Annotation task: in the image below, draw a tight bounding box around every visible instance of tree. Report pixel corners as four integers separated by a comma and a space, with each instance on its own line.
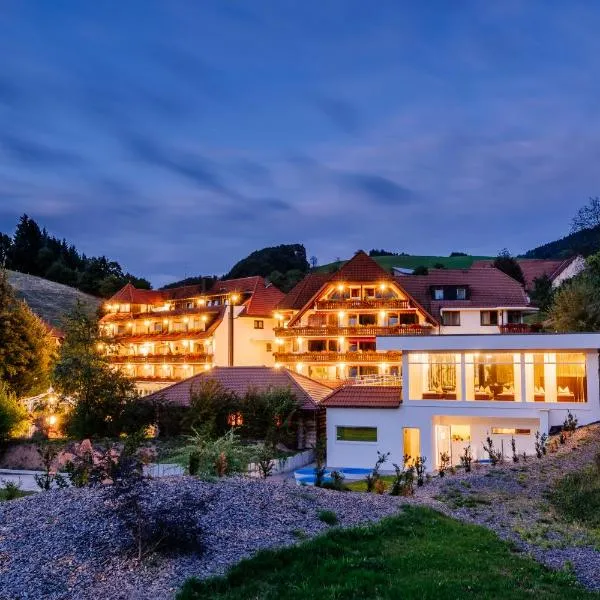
0, 380, 28, 441
0, 233, 11, 266
226, 244, 309, 279
412, 266, 429, 276
493, 249, 525, 285
572, 196, 600, 233
548, 275, 600, 332
54, 303, 153, 438
529, 274, 554, 313
0, 270, 55, 397
9, 214, 43, 275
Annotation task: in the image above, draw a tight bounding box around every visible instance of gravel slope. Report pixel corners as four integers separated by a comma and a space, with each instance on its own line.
0, 477, 402, 600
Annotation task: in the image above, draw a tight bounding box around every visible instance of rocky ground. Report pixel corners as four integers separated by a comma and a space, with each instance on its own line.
406, 423, 600, 590
0, 476, 402, 600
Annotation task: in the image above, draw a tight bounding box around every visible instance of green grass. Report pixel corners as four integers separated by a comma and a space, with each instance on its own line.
550, 463, 600, 528
317, 510, 338, 526
177, 506, 598, 600
317, 254, 492, 274
345, 475, 396, 492
0, 488, 33, 501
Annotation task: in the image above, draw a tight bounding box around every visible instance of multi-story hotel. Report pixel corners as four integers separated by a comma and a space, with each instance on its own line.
273, 251, 538, 384
99, 276, 283, 394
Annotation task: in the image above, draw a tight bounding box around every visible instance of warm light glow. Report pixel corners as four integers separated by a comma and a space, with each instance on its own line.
230, 293, 240, 304
204, 364, 211, 371
201, 315, 208, 322
380, 363, 388, 370
126, 363, 133, 370
296, 362, 303, 372
275, 338, 284, 345
144, 364, 151, 370
274, 312, 283, 320
274, 362, 282, 369
163, 318, 169, 324
379, 283, 387, 290
337, 283, 345, 291
338, 311, 345, 319
96, 343, 104, 351
47, 415, 57, 426
297, 337, 303, 343
183, 317, 189, 323
338, 336, 345, 344
182, 340, 189, 347
183, 364, 190, 370
144, 320, 150, 327
127, 322, 133, 328
338, 362, 346, 369
379, 310, 386, 318
162, 364, 169, 370
198, 298, 206, 306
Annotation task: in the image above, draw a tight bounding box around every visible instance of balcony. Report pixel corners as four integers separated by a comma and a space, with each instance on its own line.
499, 324, 540, 334
110, 353, 211, 364
315, 299, 410, 310
102, 306, 221, 322
274, 324, 432, 338
109, 327, 211, 340
274, 350, 402, 363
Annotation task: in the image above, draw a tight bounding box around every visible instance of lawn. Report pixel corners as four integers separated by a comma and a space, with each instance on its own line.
317, 254, 491, 273
177, 506, 598, 600
345, 475, 396, 492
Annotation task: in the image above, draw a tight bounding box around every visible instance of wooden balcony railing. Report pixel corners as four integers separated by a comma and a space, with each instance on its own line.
110, 353, 211, 364
102, 306, 221, 322
274, 324, 432, 338
274, 350, 402, 363
108, 327, 210, 339
315, 299, 410, 310
499, 324, 538, 334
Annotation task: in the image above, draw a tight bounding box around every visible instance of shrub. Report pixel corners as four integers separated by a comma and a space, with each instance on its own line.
482, 437, 503, 466
414, 456, 427, 486
535, 431, 548, 459
438, 452, 450, 477
0, 380, 28, 442
34, 443, 68, 491
256, 444, 275, 479
317, 510, 338, 526
390, 458, 414, 496
460, 446, 472, 473
188, 450, 200, 476
511, 437, 519, 463
550, 465, 600, 528
563, 411, 578, 434
321, 470, 348, 492
187, 429, 259, 478
314, 437, 326, 488
365, 451, 390, 493
1, 479, 22, 500
374, 478, 386, 495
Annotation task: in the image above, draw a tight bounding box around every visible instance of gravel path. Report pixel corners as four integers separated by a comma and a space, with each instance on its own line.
0, 476, 402, 600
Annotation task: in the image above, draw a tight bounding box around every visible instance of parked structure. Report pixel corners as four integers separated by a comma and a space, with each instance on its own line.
323, 333, 600, 471
144, 366, 333, 448
99, 277, 284, 394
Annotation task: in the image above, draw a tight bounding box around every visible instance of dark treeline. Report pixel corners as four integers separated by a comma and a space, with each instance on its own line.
0, 214, 151, 298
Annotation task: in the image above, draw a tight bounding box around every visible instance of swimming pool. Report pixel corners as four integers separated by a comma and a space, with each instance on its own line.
294, 466, 372, 486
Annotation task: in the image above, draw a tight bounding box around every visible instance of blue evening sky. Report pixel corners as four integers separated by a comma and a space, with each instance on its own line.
1, 1, 599, 286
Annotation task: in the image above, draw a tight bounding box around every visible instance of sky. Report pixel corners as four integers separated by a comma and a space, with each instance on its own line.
1, 1, 600, 287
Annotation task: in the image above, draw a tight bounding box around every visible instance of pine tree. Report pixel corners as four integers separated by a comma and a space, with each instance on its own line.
493, 249, 525, 285
0, 270, 55, 397
9, 214, 43, 275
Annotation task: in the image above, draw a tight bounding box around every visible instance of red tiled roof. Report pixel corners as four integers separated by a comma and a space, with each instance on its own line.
398, 268, 531, 320
243, 280, 285, 317
210, 276, 263, 295
472, 258, 579, 290
330, 250, 393, 282
144, 366, 334, 410
277, 273, 331, 310
322, 385, 402, 408
109, 283, 167, 305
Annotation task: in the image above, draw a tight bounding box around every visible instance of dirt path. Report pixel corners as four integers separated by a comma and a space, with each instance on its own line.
404, 423, 600, 590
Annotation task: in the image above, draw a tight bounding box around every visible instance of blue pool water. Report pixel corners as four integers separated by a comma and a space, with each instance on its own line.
294, 467, 372, 486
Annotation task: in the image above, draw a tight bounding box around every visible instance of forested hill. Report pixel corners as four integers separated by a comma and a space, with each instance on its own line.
7, 270, 101, 328
1, 214, 151, 298
524, 225, 600, 259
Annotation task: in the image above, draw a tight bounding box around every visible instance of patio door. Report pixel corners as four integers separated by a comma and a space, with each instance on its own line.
435, 425, 451, 467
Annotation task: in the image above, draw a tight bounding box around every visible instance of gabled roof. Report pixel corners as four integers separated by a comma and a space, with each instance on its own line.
398, 268, 532, 319
277, 273, 331, 310
471, 257, 581, 290
210, 276, 264, 295
321, 385, 402, 408
144, 366, 334, 410
242, 280, 285, 317
330, 250, 393, 282
108, 283, 167, 305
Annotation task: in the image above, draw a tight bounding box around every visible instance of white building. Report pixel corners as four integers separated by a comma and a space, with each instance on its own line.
323, 333, 600, 471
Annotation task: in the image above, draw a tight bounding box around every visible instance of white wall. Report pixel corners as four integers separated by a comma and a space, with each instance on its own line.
553, 256, 585, 288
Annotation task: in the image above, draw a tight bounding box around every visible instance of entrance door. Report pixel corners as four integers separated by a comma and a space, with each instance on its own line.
435, 425, 451, 467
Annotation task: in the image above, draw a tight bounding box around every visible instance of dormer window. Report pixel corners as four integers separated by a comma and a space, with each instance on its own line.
456, 287, 467, 300
433, 288, 444, 300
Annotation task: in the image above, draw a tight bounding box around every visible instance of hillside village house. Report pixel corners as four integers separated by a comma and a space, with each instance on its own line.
273, 251, 539, 384
323, 333, 600, 471
99, 277, 283, 394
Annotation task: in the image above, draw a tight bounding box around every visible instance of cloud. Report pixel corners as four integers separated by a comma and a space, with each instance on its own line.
0, 134, 84, 168
340, 173, 416, 205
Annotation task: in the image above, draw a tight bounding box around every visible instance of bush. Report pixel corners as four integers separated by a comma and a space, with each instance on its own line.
414, 456, 427, 486
186, 429, 259, 478
390, 457, 414, 496
182, 379, 238, 438
1, 480, 22, 500
460, 446, 473, 472
321, 470, 348, 492
365, 451, 390, 493
482, 437, 503, 466
317, 510, 338, 526
256, 444, 275, 479
438, 452, 450, 477
34, 443, 68, 491
0, 380, 28, 442
550, 465, 600, 528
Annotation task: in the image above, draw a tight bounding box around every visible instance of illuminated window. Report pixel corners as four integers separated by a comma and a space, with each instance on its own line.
433, 288, 444, 300
227, 412, 243, 426
480, 311, 498, 326
336, 426, 377, 442
467, 353, 520, 401
442, 311, 460, 326
408, 353, 461, 400
254, 320, 264, 329
491, 428, 531, 435
266, 342, 272, 352
403, 428, 420, 463
556, 353, 587, 403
